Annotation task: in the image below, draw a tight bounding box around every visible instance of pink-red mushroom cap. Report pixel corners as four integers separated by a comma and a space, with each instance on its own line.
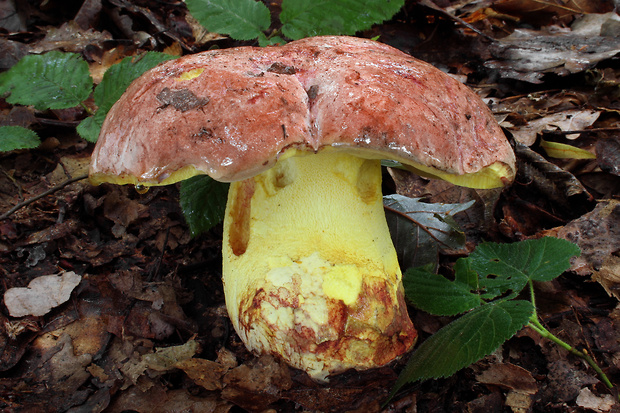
90, 36, 515, 189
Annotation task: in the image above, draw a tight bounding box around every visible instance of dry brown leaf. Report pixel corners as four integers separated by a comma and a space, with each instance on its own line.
591, 255, 620, 300
596, 136, 620, 176
486, 13, 620, 83
575, 387, 617, 412
47, 154, 92, 186
106, 384, 233, 413
30, 21, 112, 53
477, 364, 537, 413
505, 391, 535, 413
387, 167, 504, 243
175, 347, 237, 390
489, 0, 613, 25
175, 358, 227, 390
540, 359, 599, 403
509, 109, 601, 146
476, 363, 538, 394
142, 339, 200, 372
512, 143, 593, 223
222, 355, 292, 411
32, 332, 92, 384
88, 47, 133, 84
184, 13, 228, 46
103, 188, 148, 231
544, 199, 620, 298
118, 339, 200, 389
21, 332, 93, 410
4, 271, 81, 317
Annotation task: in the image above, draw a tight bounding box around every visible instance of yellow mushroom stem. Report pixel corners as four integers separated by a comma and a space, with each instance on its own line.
222, 150, 417, 381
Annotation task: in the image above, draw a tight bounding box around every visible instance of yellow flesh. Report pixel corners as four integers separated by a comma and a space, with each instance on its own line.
222, 151, 415, 381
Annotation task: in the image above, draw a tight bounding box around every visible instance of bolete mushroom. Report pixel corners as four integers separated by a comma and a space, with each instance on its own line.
90, 36, 516, 381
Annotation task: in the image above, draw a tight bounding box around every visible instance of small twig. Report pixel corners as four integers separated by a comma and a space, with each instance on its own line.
36, 118, 81, 128
418, 0, 496, 42
1, 166, 24, 201
148, 226, 171, 282
0, 173, 89, 220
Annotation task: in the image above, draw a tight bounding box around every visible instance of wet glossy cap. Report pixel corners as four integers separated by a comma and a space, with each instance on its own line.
90, 36, 515, 189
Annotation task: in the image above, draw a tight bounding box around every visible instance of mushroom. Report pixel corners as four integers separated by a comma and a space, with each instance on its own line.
90, 36, 516, 381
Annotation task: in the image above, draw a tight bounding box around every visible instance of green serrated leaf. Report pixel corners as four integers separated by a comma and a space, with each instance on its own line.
0, 126, 41, 152
454, 257, 479, 290
179, 175, 229, 236
76, 114, 103, 143
471, 237, 581, 299
392, 299, 534, 394
403, 266, 482, 316
90, 52, 175, 140
384, 194, 474, 270
0, 51, 92, 110
186, 0, 271, 41
280, 0, 405, 39
258, 33, 286, 46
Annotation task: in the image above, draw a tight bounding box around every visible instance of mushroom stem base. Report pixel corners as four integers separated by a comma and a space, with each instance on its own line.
222, 150, 416, 381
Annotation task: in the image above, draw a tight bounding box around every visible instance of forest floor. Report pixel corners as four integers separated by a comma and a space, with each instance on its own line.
0, 0, 619, 412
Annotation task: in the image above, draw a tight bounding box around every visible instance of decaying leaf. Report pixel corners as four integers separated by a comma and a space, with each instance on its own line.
185, 13, 228, 46
384, 194, 473, 270
46, 154, 91, 186
540, 359, 600, 403
30, 21, 112, 53
503, 141, 597, 236
175, 358, 228, 391
18, 332, 93, 411
388, 167, 505, 243
545, 199, 620, 299
487, 13, 620, 83
515, 142, 593, 214
596, 136, 620, 176
222, 354, 292, 412
576, 387, 616, 412
119, 339, 200, 389
508, 109, 601, 146
142, 339, 200, 372
476, 363, 538, 413
487, 0, 612, 25
106, 383, 233, 413
4, 271, 82, 317
103, 189, 148, 231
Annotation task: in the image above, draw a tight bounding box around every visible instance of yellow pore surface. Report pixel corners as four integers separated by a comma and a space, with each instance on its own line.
222, 150, 406, 379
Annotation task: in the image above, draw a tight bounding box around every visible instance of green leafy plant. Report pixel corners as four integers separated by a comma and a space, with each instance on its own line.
0, 51, 174, 151
0, 51, 92, 111
185, 0, 405, 45
179, 175, 230, 236
0, 125, 41, 152
390, 237, 617, 401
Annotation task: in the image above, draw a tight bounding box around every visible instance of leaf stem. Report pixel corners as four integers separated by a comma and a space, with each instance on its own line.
80, 102, 94, 116
527, 281, 617, 399
0, 174, 89, 220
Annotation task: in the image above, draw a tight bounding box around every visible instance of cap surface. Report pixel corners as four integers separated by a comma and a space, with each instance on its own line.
90, 36, 515, 187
